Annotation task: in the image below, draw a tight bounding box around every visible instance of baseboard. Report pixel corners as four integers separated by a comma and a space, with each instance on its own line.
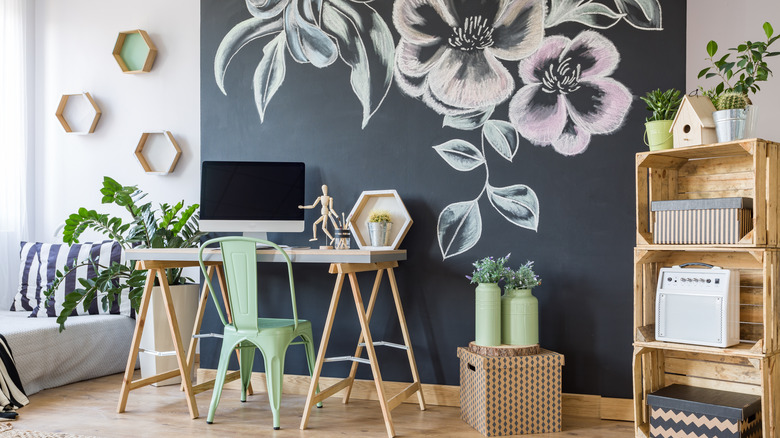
195, 369, 634, 422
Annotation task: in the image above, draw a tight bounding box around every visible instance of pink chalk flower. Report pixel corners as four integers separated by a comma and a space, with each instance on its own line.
393, 0, 545, 115
508, 31, 632, 156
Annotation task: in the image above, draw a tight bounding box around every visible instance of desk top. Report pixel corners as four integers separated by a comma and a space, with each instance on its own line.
125, 247, 407, 264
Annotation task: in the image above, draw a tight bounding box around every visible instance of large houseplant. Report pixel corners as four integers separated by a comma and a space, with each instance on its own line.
640, 88, 682, 150
697, 21, 779, 141
44, 176, 204, 331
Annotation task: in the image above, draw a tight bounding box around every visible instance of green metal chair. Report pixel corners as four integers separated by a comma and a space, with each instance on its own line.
198, 236, 318, 429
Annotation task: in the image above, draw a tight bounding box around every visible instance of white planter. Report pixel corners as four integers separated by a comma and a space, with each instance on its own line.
138, 283, 200, 386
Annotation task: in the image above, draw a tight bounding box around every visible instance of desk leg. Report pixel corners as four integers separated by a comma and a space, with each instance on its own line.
387, 267, 426, 410
157, 269, 199, 419
342, 269, 384, 404
117, 266, 156, 414
347, 272, 395, 438
300, 272, 346, 431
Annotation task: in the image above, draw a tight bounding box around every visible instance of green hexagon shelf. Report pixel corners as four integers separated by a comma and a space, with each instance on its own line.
113, 29, 157, 73
55, 92, 101, 134
347, 190, 413, 250
134, 131, 182, 175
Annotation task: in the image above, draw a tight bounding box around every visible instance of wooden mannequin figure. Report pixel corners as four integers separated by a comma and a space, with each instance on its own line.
299, 184, 340, 249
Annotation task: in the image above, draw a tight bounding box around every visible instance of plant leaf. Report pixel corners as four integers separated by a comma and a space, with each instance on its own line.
214, 16, 284, 95
707, 40, 718, 57
322, 0, 395, 129
437, 200, 482, 259
432, 140, 485, 171
483, 120, 519, 162
487, 184, 540, 231
443, 107, 494, 130
614, 0, 662, 30
253, 33, 287, 123
765, 21, 774, 39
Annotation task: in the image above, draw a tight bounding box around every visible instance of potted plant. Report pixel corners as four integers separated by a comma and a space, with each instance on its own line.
697, 21, 779, 142
639, 88, 682, 150
367, 209, 392, 246
466, 254, 510, 347
501, 261, 542, 346
45, 177, 204, 383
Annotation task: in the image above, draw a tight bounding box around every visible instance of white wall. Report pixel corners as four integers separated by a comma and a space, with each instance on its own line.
34, 0, 200, 241
687, 0, 780, 141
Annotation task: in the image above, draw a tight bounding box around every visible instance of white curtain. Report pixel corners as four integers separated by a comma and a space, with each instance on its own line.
0, 0, 33, 309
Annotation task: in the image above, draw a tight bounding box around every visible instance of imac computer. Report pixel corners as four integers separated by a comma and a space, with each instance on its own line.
199, 161, 305, 239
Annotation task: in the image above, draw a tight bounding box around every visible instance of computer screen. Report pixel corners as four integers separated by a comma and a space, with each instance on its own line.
199, 161, 305, 235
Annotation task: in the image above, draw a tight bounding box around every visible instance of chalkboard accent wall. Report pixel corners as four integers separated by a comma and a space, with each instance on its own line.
200, 0, 687, 398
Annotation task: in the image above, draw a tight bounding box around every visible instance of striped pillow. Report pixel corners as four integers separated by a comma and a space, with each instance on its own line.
30, 241, 130, 318
10, 242, 43, 312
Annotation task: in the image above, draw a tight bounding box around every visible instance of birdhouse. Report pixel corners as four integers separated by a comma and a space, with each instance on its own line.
670, 95, 718, 148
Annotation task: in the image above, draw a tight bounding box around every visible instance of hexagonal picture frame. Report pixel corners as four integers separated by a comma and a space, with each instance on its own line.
134, 131, 182, 175
113, 29, 158, 73
55, 92, 101, 134
347, 190, 412, 250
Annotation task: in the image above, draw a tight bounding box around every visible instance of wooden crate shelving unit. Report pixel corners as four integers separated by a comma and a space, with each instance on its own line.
636, 138, 780, 247
633, 139, 780, 438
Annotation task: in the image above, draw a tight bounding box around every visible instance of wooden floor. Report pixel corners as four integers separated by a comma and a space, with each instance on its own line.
12, 372, 633, 437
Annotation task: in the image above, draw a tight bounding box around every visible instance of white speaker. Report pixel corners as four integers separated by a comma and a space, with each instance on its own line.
655, 264, 740, 348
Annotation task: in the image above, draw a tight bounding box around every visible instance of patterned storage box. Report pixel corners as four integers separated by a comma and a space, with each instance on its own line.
651, 197, 752, 244
458, 347, 564, 436
647, 384, 761, 438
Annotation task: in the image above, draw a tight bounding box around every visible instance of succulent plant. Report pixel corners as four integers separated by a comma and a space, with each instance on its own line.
368, 209, 391, 223
715, 91, 751, 110
639, 88, 683, 122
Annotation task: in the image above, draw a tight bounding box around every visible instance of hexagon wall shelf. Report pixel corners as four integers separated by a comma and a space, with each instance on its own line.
55, 92, 101, 134
347, 190, 412, 250
113, 29, 157, 73
134, 131, 182, 175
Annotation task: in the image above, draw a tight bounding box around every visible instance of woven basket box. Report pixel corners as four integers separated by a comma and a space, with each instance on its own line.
651, 197, 752, 244
458, 347, 564, 437
647, 384, 761, 438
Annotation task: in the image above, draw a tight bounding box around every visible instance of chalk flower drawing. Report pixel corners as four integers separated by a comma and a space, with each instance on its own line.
545, 0, 662, 30
508, 31, 632, 156
393, 0, 545, 115
215, 0, 395, 127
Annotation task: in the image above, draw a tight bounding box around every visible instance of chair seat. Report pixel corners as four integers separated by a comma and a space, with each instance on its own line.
224, 318, 312, 337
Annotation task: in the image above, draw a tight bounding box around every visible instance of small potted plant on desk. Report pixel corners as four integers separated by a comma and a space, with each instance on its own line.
367, 209, 392, 247
640, 88, 682, 150
467, 254, 510, 347
698, 21, 779, 142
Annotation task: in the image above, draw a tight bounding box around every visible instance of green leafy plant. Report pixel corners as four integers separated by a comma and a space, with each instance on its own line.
368, 209, 391, 223
504, 261, 542, 290
45, 176, 205, 331
639, 88, 683, 122
466, 254, 510, 284
698, 21, 780, 97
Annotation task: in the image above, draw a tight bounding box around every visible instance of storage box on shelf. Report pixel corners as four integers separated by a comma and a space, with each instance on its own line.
636, 138, 780, 247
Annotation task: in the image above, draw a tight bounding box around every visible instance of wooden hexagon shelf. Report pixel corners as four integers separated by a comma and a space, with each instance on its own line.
347, 190, 412, 250
55, 92, 101, 134
113, 29, 157, 73
134, 131, 182, 175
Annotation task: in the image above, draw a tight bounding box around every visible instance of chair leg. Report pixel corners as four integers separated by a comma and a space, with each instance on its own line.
262, 351, 286, 430
302, 334, 322, 408
239, 345, 256, 403
207, 343, 234, 424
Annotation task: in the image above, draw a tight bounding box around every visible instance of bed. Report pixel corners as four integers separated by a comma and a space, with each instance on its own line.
0, 310, 135, 395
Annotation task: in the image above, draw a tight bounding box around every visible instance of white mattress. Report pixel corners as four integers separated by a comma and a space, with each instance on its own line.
0, 310, 136, 395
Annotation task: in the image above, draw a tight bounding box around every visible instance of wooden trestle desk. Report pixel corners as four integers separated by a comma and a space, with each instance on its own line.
117, 247, 426, 438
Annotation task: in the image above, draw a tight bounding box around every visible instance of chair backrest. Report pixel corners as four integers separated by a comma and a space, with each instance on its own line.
198, 237, 298, 331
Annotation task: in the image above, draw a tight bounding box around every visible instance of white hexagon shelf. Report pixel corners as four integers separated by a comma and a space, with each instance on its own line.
347, 190, 412, 250
112, 29, 158, 73
55, 92, 101, 134
134, 131, 182, 175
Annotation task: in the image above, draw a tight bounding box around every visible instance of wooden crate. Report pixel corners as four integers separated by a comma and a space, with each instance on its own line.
633, 248, 780, 356
632, 348, 780, 437
636, 139, 780, 247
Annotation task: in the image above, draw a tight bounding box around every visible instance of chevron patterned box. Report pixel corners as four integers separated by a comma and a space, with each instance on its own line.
458, 347, 563, 436
647, 384, 761, 438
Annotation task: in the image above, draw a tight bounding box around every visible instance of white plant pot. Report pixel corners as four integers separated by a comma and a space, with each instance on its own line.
138, 283, 200, 386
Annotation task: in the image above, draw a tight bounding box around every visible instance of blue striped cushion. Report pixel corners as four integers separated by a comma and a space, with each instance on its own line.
10, 242, 43, 312
29, 241, 130, 318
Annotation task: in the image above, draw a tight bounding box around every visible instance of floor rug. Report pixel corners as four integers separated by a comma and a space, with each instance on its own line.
0, 423, 96, 438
